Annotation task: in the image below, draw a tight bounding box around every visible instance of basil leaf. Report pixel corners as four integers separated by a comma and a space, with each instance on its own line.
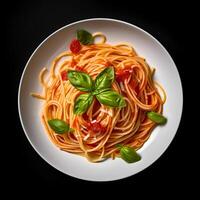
116, 144, 141, 163
48, 119, 70, 134
91, 88, 110, 96
74, 93, 94, 115
147, 111, 167, 125
68, 70, 94, 92
77, 29, 94, 45
95, 67, 115, 90
96, 90, 126, 107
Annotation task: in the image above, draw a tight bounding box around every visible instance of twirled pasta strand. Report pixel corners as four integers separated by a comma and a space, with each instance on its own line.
31, 33, 166, 162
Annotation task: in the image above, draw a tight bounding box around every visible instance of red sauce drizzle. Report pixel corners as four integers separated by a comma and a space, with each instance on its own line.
82, 113, 89, 121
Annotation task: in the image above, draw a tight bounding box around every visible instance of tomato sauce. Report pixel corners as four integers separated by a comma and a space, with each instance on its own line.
82, 114, 106, 134
88, 121, 106, 134
71, 59, 77, 67
76, 66, 86, 72
116, 68, 133, 82
82, 113, 89, 121
61, 71, 68, 81
116, 67, 139, 94
129, 78, 139, 94
105, 61, 112, 67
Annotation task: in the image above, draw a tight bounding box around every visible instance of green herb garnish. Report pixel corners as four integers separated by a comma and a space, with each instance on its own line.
95, 67, 114, 90
76, 29, 94, 45
96, 90, 126, 108
74, 93, 94, 115
147, 111, 167, 125
68, 70, 94, 92
116, 144, 141, 163
48, 119, 72, 134
67, 67, 126, 115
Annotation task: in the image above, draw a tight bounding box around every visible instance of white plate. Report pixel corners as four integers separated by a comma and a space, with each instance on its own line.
18, 18, 183, 181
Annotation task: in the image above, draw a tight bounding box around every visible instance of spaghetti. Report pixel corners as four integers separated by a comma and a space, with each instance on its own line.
31, 30, 166, 163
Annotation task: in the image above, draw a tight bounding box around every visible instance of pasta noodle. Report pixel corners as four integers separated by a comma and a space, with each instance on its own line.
31, 31, 166, 162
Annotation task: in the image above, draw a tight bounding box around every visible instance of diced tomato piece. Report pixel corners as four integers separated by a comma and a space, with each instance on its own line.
89, 121, 106, 133
61, 71, 68, 81
70, 39, 81, 54
84, 120, 106, 134
116, 68, 133, 82
91, 122, 103, 133
76, 66, 85, 72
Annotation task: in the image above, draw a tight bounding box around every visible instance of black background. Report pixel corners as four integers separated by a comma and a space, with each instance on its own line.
5, 0, 195, 195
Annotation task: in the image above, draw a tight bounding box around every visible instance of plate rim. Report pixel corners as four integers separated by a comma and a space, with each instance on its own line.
18, 18, 183, 181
